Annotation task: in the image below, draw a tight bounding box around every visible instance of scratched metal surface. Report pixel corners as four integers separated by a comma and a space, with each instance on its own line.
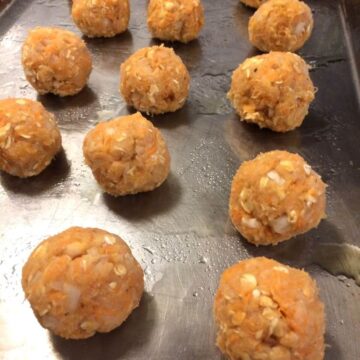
0, 0, 359, 359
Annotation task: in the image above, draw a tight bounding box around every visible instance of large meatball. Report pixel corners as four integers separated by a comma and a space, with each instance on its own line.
229, 151, 326, 246
249, 0, 313, 52
147, 0, 204, 43
22, 27, 92, 96
0, 98, 61, 177
120, 45, 190, 114
240, 0, 268, 9
228, 52, 315, 132
83, 112, 170, 196
22, 227, 144, 339
72, 0, 130, 38
214, 257, 325, 360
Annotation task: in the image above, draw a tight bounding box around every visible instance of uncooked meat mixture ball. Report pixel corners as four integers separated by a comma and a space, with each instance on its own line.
240, 0, 268, 9
72, 0, 130, 38
229, 151, 326, 246
249, 0, 313, 52
120, 45, 190, 114
0, 98, 61, 177
214, 257, 325, 360
22, 227, 144, 339
83, 112, 170, 196
228, 52, 314, 132
147, 0, 204, 43
22, 27, 92, 96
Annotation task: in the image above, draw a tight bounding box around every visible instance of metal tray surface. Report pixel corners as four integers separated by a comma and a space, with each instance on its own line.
0, 0, 359, 359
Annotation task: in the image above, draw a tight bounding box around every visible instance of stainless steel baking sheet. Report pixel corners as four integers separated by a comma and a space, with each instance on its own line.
0, 0, 359, 359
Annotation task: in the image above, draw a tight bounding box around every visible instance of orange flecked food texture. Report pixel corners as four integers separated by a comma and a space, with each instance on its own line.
83, 112, 171, 196
249, 0, 314, 52
147, 0, 204, 43
22, 27, 92, 96
0, 98, 62, 178
240, 0, 268, 9
72, 0, 130, 38
22, 227, 144, 339
229, 151, 326, 246
214, 257, 325, 360
120, 45, 190, 114
228, 52, 315, 132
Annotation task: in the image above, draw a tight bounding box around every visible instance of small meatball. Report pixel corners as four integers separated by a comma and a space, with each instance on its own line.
147, 0, 204, 43
214, 257, 325, 360
240, 0, 268, 9
83, 112, 170, 196
22, 227, 144, 339
0, 98, 61, 177
249, 0, 313, 52
120, 45, 190, 114
22, 27, 92, 96
72, 0, 130, 38
229, 151, 326, 246
228, 52, 314, 132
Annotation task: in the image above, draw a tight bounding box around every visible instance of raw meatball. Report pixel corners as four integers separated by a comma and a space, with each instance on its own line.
214, 257, 325, 360
229, 151, 326, 246
240, 0, 268, 9
0, 98, 61, 177
72, 0, 130, 38
249, 0, 313, 52
120, 45, 190, 114
83, 112, 170, 196
228, 52, 314, 132
147, 0, 204, 43
22, 27, 92, 96
22, 227, 144, 339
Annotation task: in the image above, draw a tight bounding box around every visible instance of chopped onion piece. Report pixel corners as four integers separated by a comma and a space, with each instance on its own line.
242, 217, 260, 229
271, 215, 290, 234
267, 170, 285, 185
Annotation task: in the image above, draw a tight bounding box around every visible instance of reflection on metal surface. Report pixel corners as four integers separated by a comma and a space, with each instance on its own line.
315, 243, 360, 285
0, 302, 58, 359
0, 0, 360, 359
